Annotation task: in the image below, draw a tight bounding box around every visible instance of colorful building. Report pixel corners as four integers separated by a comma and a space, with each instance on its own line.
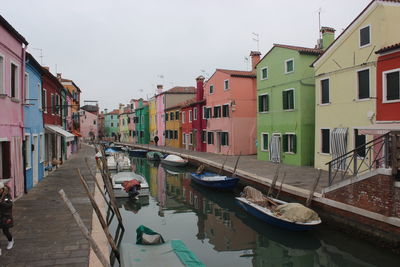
312, 0, 400, 170
104, 109, 120, 140
165, 104, 183, 148
204, 55, 258, 155
128, 99, 140, 143
193, 76, 207, 152
80, 104, 99, 141
118, 104, 130, 143
0, 15, 28, 197
181, 99, 195, 150
148, 96, 157, 144
24, 52, 45, 190
256, 41, 328, 166
155, 85, 165, 146
135, 99, 149, 144
98, 112, 105, 139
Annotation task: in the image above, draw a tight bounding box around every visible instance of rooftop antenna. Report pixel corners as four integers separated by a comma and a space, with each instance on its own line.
318, 7, 322, 39
252, 32, 259, 51
200, 69, 209, 79
244, 57, 249, 70
31, 47, 44, 65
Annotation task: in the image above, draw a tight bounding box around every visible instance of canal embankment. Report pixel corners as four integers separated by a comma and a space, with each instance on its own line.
119, 142, 400, 251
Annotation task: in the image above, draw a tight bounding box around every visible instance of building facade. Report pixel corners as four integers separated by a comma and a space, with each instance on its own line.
104, 109, 120, 140
135, 99, 149, 144
148, 97, 157, 144
165, 105, 183, 148
80, 105, 99, 141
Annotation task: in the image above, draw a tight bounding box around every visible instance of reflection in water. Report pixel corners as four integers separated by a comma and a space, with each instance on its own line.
115, 156, 400, 267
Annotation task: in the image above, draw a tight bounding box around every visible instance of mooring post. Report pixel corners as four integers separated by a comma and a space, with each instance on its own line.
306, 169, 322, 207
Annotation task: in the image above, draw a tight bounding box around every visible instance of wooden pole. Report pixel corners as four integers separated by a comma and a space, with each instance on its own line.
232, 152, 242, 177
306, 169, 322, 207
77, 169, 120, 259
219, 152, 230, 175
267, 165, 281, 197
275, 171, 286, 199
58, 189, 111, 267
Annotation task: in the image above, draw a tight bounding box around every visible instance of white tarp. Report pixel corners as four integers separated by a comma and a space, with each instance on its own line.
357, 123, 400, 135
45, 125, 75, 142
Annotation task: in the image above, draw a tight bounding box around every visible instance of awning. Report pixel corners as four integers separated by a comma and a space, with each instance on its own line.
356, 123, 400, 135
45, 125, 75, 142
72, 130, 82, 137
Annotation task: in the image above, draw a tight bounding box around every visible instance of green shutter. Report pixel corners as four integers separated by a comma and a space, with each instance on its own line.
266, 95, 269, 111
283, 134, 288, 152
292, 135, 297, 153
282, 91, 288, 110
258, 96, 262, 112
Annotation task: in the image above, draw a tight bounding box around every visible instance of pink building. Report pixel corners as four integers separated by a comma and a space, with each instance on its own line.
129, 99, 140, 143
204, 53, 259, 155
80, 105, 99, 141
155, 85, 165, 146
0, 15, 28, 197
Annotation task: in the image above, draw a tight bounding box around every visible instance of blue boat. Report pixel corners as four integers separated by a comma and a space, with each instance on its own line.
235, 197, 321, 231
190, 172, 239, 190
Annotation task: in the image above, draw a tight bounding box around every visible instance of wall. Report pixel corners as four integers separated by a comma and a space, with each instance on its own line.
80, 110, 98, 140
181, 105, 193, 150
148, 98, 157, 143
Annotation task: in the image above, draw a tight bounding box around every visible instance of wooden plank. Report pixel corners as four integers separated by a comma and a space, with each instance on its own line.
77, 169, 120, 260
58, 189, 111, 267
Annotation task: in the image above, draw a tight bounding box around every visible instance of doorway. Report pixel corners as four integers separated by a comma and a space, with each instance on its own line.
33, 135, 39, 186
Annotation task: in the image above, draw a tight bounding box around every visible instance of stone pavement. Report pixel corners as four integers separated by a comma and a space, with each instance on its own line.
0, 144, 97, 267
123, 142, 330, 193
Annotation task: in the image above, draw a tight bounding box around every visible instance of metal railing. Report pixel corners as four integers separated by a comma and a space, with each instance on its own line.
326, 132, 391, 186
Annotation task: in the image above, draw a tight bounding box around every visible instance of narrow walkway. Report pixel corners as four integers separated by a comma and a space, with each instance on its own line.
122, 142, 329, 193
0, 144, 96, 267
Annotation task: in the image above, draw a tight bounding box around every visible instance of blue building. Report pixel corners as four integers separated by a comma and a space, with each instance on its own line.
24, 52, 45, 190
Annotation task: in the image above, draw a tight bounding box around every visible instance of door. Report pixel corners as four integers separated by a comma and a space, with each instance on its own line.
216, 132, 221, 153
33, 135, 39, 186
185, 134, 189, 150
270, 134, 281, 163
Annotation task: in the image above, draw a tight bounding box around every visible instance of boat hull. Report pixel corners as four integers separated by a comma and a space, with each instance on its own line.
128, 149, 148, 157
190, 172, 239, 190
161, 159, 188, 167
235, 197, 320, 231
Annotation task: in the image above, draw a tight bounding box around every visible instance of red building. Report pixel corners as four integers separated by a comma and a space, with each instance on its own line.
193, 76, 207, 152
181, 99, 195, 150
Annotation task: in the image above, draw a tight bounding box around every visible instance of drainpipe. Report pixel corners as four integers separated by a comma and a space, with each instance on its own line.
21, 44, 27, 194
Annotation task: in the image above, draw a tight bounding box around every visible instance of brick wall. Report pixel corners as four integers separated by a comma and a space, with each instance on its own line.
325, 174, 400, 217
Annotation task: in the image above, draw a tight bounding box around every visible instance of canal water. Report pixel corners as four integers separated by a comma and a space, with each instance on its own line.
109, 155, 400, 267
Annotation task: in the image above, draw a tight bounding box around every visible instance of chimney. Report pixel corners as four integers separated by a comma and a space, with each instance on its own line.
157, 85, 163, 94
43, 66, 50, 71
320, 27, 335, 50
57, 73, 62, 79
250, 51, 261, 73
104, 108, 108, 114
196, 75, 205, 101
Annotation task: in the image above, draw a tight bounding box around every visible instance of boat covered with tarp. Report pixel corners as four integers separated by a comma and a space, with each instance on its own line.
161, 154, 188, 167
112, 172, 149, 198
190, 172, 239, 190
146, 151, 164, 161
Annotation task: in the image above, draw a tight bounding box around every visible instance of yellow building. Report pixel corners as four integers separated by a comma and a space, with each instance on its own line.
313, 0, 400, 170
148, 97, 157, 144
165, 105, 182, 148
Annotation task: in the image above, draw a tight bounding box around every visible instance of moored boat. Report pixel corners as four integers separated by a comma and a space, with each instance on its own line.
190, 172, 239, 190
160, 155, 188, 167
128, 149, 148, 157
112, 171, 149, 198
146, 151, 164, 161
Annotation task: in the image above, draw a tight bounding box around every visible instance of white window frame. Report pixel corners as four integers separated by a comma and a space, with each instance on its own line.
10, 61, 20, 99
383, 68, 400, 103
40, 133, 45, 162
209, 85, 214, 94
189, 133, 193, 145
320, 128, 331, 155
283, 88, 295, 111
283, 132, 296, 154
259, 93, 269, 113
24, 72, 29, 104
224, 80, 229, 90
359, 24, 371, 48
284, 58, 294, 74
0, 53, 4, 94
260, 67, 268, 80
182, 133, 186, 144
214, 105, 222, 118
193, 107, 197, 120
356, 67, 371, 101
189, 110, 193, 123
202, 130, 207, 143
25, 134, 31, 170
182, 111, 185, 123
261, 132, 269, 151
320, 78, 330, 105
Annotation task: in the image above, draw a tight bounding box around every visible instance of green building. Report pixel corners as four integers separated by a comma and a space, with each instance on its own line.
256, 43, 324, 166
135, 99, 150, 144
104, 109, 120, 140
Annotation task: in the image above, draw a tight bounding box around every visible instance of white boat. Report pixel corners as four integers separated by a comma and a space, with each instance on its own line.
112, 172, 150, 198
107, 156, 117, 170
115, 154, 131, 171
161, 155, 188, 167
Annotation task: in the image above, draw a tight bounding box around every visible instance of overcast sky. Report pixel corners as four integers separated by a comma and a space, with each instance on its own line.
2, 0, 371, 110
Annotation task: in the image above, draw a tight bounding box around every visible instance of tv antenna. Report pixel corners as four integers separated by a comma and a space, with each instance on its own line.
200, 69, 209, 78
252, 32, 260, 51
31, 47, 44, 64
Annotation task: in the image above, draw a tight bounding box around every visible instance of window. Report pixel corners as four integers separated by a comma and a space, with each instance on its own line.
213, 106, 221, 118
282, 89, 294, 110
354, 129, 366, 158
207, 132, 214, 144
11, 63, 18, 98
261, 133, 269, 151
209, 85, 214, 94
189, 110, 193, 122
170, 112, 174, 121
55, 94, 59, 115
221, 132, 229, 146
321, 79, 330, 104
24, 73, 29, 103
42, 89, 47, 112
202, 131, 206, 143
165, 113, 169, 121
222, 104, 229, 117
40, 134, 45, 162
51, 94, 54, 114
321, 129, 330, 154
111, 122, 114, 127
384, 69, 400, 102
283, 134, 296, 153
175, 111, 179, 120
261, 67, 268, 80
169, 130, 173, 139
25, 134, 31, 169
0, 55, 4, 94
189, 133, 193, 145
360, 25, 370, 47
203, 107, 211, 119
258, 94, 269, 112
93, 120, 96, 125
140, 131, 144, 138
0, 141, 11, 179
182, 111, 185, 123
224, 80, 229, 90
194, 107, 197, 120
111, 115, 113, 120
174, 130, 178, 140
182, 133, 186, 144
285, 59, 294, 74
357, 69, 370, 99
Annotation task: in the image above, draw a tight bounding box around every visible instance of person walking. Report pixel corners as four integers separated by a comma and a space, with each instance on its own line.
154, 135, 159, 146
0, 182, 14, 250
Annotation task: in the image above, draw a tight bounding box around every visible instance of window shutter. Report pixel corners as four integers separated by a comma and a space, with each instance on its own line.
266, 95, 269, 111
289, 90, 294, 109
282, 91, 288, 110
283, 135, 288, 152
258, 96, 262, 112
293, 135, 297, 153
